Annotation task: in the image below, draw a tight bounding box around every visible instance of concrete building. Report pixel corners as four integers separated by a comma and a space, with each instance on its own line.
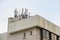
0, 8, 60, 40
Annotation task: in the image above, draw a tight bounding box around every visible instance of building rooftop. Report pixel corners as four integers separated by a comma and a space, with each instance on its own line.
8, 15, 60, 36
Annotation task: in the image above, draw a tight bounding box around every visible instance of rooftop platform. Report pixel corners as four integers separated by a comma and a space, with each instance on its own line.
8, 15, 60, 36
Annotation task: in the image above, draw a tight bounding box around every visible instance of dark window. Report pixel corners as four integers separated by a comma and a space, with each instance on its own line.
40, 28, 60, 40
40, 28, 43, 40
24, 33, 26, 37
30, 31, 32, 35
42, 29, 49, 39
49, 32, 52, 40
57, 36, 59, 40
24, 33, 26, 39
40, 29, 49, 40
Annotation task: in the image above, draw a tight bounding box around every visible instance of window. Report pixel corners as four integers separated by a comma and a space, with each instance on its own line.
40, 29, 43, 40
56, 36, 60, 40
51, 34, 56, 40
59, 36, 60, 40
24, 33, 26, 39
40, 28, 60, 40
58, 36, 60, 40
40, 29, 49, 40
43, 29, 49, 39
30, 31, 32, 35
49, 32, 52, 40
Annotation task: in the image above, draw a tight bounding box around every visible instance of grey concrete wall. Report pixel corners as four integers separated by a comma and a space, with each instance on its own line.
8, 28, 37, 40
0, 33, 7, 40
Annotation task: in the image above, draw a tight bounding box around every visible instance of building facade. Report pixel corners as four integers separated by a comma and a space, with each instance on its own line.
0, 8, 60, 40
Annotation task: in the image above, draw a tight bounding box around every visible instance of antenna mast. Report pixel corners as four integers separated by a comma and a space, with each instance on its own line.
14, 8, 18, 17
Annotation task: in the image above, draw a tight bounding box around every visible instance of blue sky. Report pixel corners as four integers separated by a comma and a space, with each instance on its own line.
0, 0, 60, 34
